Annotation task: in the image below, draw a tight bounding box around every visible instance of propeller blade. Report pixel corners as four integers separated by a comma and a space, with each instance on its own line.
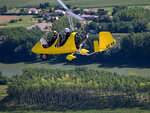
66, 10, 85, 21
56, 0, 69, 11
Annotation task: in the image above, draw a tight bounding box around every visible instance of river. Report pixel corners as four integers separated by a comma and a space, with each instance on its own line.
0, 60, 150, 76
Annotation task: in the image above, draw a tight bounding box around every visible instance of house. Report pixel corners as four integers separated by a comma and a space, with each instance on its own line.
26, 8, 41, 14
80, 14, 98, 20
74, 8, 81, 14
83, 9, 97, 15
42, 12, 50, 18
54, 10, 66, 15
49, 16, 59, 22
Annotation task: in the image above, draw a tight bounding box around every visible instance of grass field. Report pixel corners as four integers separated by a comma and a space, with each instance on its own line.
0, 108, 150, 113
0, 0, 150, 8
0, 15, 37, 28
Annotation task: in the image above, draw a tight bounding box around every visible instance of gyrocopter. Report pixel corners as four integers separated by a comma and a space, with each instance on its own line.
31, 0, 116, 62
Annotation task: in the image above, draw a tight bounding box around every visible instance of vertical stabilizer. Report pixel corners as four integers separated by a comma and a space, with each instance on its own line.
93, 32, 116, 53
99, 32, 116, 51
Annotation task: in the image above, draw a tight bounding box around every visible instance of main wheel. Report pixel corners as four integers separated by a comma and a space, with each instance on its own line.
41, 54, 48, 60
67, 59, 74, 63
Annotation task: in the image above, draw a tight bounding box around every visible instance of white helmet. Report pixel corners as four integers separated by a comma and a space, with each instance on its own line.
53, 30, 57, 34
64, 28, 70, 33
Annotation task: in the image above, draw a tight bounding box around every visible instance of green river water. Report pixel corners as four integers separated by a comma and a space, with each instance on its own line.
0, 60, 150, 76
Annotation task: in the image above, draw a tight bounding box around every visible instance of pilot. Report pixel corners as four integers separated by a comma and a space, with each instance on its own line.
64, 28, 70, 39
60, 28, 71, 46
48, 31, 57, 47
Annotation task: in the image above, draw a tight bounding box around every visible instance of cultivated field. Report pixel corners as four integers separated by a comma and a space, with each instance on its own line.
0, 0, 150, 8
0, 15, 37, 28
0, 16, 19, 23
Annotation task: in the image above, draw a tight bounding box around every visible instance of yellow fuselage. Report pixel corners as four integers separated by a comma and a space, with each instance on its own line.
32, 32, 77, 54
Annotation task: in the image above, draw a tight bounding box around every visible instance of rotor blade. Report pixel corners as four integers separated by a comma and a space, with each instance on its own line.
56, 0, 69, 11
66, 10, 85, 21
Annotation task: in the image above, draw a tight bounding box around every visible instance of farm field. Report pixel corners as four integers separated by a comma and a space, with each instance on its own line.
0, 0, 150, 8
0, 16, 19, 23
0, 15, 37, 28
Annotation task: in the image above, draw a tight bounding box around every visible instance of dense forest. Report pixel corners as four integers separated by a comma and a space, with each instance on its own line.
0, 67, 150, 110
0, 27, 44, 59
90, 7, 150, 33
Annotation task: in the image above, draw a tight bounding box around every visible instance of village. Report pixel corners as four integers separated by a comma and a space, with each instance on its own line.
0, 3, 110, 34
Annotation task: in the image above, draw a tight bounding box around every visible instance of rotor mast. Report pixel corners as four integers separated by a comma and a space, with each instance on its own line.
67, 15, 74, 32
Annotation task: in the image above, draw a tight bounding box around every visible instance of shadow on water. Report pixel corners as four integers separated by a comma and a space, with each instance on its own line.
0, 54, 150, 69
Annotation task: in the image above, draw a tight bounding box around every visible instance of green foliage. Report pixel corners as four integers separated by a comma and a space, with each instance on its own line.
6, 67, 150, 109
0, 72, 9, 85
52, 17, 78, 31
112, 6, 127, 16
114, 7, 150, 21
97, 7, 150, 33
0, 27, 44, 58
120, 32, 150, 61
39, 2, 50, 9
0, 6, 7, 14
9, 19, 18, 23
38, 19, 42, 23
99, 19, 149, 33
98, 9, 108, 15
88, 22, 99, 30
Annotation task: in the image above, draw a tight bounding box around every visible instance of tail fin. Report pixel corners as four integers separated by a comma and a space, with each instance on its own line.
94, 32, 116, 53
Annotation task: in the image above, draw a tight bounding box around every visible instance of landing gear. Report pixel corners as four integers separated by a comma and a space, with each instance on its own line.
66, 53, 76, 63
41, 54, 48, 60
67, 59, 74, 63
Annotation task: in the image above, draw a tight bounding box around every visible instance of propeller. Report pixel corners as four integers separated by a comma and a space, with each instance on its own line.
56, 0, 85, 21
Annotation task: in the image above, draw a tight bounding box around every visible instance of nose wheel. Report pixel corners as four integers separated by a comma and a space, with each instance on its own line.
41, 54, 48, 60
67, 59, 74, 63
66, 53, 76, 63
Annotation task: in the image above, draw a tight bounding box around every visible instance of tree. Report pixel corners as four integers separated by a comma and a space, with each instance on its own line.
0, 72, 9, 85
112, 6, 127, 16
2, 6, 7, 13
98, 9, 108, 15
38, 19, 42, 23
0, 6, 7, 14
88, 22, 99, 30
76, 22, 81, 29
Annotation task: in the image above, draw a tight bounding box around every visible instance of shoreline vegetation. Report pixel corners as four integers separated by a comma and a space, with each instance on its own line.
0, 67, 150, 112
